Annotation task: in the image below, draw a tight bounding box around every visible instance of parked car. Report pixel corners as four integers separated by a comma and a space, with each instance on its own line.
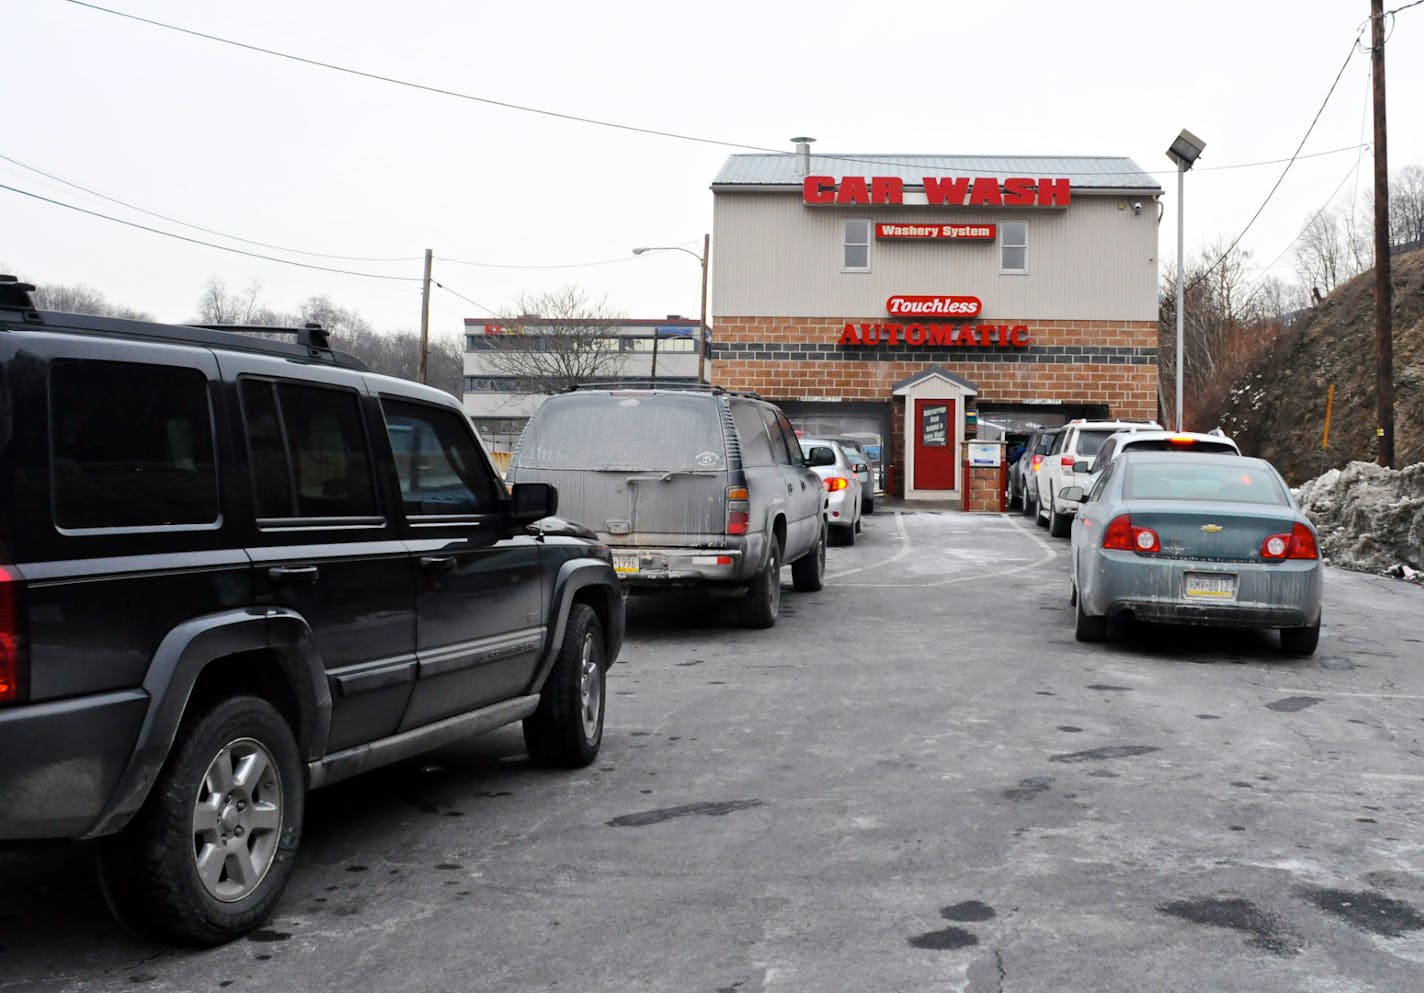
1078, 429, 1242, 495
1008, 427, 1060, 515
824, 436, 877, 514
1036, 418, 1161, 537
1065, 450, 1322, 655
506, 387, 829, 628
0, 275, 625, 945
799, 438, 864, 544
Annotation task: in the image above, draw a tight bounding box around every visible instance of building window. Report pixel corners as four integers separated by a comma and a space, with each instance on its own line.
843, 219, 871, 271
1001, 221, 1027, 273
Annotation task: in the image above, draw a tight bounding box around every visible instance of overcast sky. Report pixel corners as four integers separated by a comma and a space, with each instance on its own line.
5, 0, 1421, 339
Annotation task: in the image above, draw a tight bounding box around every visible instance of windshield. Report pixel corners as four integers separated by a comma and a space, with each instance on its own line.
516, 394, 726, 471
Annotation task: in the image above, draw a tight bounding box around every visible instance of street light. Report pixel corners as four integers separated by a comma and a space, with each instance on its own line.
1166, 128, 1205, 432
632, 234, 710, 385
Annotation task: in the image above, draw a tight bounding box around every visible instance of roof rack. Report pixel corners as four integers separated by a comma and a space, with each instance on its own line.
0, 274, 38, 311
192, 321, 332, 353
563, 381, 764, 400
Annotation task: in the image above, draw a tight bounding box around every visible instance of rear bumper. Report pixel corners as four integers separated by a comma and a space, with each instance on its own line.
1083, 553, 1322, 630
610, 537, 762, 588
0, 689, 148, 840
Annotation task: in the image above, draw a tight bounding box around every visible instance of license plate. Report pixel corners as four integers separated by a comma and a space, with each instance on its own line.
613, 553, 639, 575
1184, 572, 1236, 599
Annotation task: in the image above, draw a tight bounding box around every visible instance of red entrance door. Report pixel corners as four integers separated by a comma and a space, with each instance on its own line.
913, 399, 956, 490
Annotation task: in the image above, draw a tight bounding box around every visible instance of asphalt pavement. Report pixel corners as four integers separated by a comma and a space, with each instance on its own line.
3, 508, 1423, 992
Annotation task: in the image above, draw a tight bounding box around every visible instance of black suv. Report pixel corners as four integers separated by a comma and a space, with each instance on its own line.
0, 276, 624, 944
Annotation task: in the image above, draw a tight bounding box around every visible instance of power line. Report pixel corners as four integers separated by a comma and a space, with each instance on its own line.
0, 151, 422, 264
436, 253, 639, 271
0, 181, 422, 281
1184, 32, 1362, 294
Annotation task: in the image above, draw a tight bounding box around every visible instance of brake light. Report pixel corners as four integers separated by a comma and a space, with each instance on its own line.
1102, 514, 1159, 553
726, 486, 750, 536
1030, 455, 1044, 472
0, 569, 24, 705
824, 476, 849, 493
1261, 523, 1318, 560
1168, 435, 1197, 447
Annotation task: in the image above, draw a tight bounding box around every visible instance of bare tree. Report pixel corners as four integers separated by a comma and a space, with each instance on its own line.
1292, 207, 1358, 299
479, 285, 629, 394
1390, 163, 1424, 248
27, 280, 153, 320
195, 277, 284, 325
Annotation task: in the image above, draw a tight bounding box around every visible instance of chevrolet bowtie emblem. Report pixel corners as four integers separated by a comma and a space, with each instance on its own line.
1201, 523, 1224, 533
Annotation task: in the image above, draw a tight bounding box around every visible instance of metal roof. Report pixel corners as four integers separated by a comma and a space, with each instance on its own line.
712, 154, 1160, 193
891, 366, 980, 395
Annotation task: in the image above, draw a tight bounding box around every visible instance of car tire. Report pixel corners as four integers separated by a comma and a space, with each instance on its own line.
791, 524, 825, 592
523, 603, 606, 768
1074, 596, 1107, 643
840, 522, 856, 546
1035, 494, 1049, 528
1279, 619, 1321, 656
1022, 489, 1036, 518
863, 494, 874, 515
1048, 504, 1071, 538
738, 538, 782, 628
96, 695, 303, 946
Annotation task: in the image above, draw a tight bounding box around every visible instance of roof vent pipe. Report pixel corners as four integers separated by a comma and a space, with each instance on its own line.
790, 136, 815, 178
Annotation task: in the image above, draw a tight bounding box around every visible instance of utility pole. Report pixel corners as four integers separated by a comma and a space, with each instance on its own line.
418, 248, 433, 385
1371, 0, 1395, 467
697, 232, 710, 385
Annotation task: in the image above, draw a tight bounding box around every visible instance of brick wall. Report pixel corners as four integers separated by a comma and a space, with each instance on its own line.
963, 465, 1005, 512
711, 317, 1158, 421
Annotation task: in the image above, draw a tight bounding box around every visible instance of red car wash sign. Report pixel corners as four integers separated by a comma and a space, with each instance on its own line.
887, 295, 981, 317
877, 223, 996, 240
804, 175, 1071, 207
839, 322, 1031, 347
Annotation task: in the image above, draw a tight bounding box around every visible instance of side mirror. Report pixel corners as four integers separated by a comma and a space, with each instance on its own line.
852, 462, 869, 473
1059, 486, 1085, 503
806, 447, 836, 468
1072, 460, 1090, 473
510, 482, 558, 522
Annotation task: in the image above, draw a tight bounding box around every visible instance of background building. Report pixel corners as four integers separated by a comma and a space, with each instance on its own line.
711, 141, 1162, 502
463, 316, 705, 453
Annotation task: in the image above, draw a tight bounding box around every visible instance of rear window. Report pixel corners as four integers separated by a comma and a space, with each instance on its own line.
1123, 463, 1288, 505
517, 394, 726, 471
1074, 430, 1120, 458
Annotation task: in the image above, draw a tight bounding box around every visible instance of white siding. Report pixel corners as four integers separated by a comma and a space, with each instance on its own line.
712, 192, 1159, 321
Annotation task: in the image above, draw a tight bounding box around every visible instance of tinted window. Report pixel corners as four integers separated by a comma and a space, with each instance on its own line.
760, 407, 793, 465
1076, 430, 1119, 458
241, 379, 379, 520
774, 412, 806, 465
1123, 463, 1288, 505
383, 399, 499, 516
516, 394, 725, 471
730, 400, 774, 467
50, 360, 218, 530
1122, 439, 1239, 455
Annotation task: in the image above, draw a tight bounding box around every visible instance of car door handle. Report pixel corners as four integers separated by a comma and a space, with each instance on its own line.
267, 565, 319, 584
420, 555, 458, 573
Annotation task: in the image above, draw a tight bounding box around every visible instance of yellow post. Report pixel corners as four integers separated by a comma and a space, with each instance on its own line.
1322, 384, 1335, 449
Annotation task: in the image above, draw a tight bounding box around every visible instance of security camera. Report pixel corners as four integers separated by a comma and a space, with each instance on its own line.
1132, 201, 1143, 215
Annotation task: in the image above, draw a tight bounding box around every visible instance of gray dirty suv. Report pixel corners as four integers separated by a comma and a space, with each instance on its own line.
0, 275, 624, 945
506, 388, 829, 628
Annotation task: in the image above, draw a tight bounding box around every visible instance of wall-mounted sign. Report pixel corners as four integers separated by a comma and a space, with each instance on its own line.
886, 295, 982, 318
838, 323, 1031, 347
922, 405, 948, 446
876, 223, 996, 240
804, 176, 1072, 207
967, 442, 1002, 467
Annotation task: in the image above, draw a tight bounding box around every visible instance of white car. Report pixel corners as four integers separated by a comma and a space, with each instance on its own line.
1035, 418, 1161, 538
1078, 429, 1242, 496
799, 438, 864, 545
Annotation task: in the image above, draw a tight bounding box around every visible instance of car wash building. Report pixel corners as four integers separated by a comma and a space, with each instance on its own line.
709, 140, 1162, 503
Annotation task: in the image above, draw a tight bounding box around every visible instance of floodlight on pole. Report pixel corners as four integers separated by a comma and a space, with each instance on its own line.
1166, 128, 1205, 432
631, 238, 711, 385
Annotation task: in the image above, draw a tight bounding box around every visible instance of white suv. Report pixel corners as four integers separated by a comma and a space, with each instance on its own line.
1035, 418, 1160, 537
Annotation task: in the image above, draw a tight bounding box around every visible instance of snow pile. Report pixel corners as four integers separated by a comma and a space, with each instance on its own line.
1293, 461, 1424, 584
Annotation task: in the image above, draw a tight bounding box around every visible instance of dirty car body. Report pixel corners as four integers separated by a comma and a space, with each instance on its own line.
1068, 451, 1322, 654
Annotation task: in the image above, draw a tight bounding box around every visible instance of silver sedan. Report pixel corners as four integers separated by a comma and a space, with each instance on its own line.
1064, 450, 1323, 655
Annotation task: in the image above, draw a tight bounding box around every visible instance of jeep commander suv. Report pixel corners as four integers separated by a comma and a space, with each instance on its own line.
0, 276, 624, 944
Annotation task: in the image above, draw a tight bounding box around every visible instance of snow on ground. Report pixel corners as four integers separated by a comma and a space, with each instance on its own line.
1293, 461, 1424, 585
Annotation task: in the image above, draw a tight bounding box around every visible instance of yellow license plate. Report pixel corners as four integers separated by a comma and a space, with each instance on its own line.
1184, 572, 1236, 599
613, 553, 639, 575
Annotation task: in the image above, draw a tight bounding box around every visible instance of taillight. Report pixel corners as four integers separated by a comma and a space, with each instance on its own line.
1262, 523, 1318, 560
1030, 455, 1044, 472
1060, 456, 1075, 467
1168, 436, 1197, 447
726, 486, 750, 536
0, 569, 24, 705
1102, 514, 1159, 553
824, 476, 849, 493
